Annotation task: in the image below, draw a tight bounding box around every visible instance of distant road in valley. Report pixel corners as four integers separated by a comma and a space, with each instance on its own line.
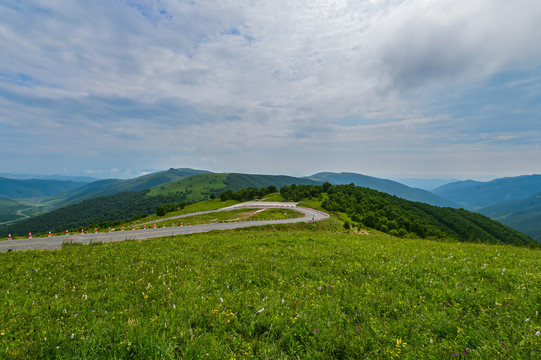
0, 202, 329, 252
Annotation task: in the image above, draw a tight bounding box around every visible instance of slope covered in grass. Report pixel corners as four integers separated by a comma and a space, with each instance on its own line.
43, 168, 209, 209
147, 173, 319, 202
0, 223, 539, 358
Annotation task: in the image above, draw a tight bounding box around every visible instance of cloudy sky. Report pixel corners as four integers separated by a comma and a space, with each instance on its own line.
1, 0, 540, 180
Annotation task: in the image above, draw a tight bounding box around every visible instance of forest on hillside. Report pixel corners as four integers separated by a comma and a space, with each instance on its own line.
278, 183, 535, 246
1, 190, 183, 236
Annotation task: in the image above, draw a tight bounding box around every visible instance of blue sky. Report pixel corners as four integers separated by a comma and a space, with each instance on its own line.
1, 0, 540, 180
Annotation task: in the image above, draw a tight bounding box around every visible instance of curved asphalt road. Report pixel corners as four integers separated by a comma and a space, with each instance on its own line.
0, 202, 329, 252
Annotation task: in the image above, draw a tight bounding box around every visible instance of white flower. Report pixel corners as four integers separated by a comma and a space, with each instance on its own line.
71, 333, 74, 339
257, 308, 265, 314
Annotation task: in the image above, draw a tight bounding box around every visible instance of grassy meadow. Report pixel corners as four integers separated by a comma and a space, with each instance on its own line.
0, 218, 540, 359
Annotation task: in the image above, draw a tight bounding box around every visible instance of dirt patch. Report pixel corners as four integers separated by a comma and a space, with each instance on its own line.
230, 209, 265, 221
354, 229, 371, 235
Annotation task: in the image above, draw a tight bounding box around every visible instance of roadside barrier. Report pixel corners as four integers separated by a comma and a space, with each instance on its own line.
29, 232, 32, 239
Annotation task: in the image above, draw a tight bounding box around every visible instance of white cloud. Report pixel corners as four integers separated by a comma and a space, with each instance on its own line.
1, 0, 540, 177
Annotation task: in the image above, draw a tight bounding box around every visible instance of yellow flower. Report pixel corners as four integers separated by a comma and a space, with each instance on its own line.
144, 295, 149, 299
1, 332, 5, 336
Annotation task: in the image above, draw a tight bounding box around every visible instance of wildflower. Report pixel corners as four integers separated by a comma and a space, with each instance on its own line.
144, 295, 148, 300
314, 328, 318, 335
164, 322, 167, 329
535, 331, 540, 337
257, 308, 264, 314
526, 318, 530, 322
1, 332, 4, 336
71, 333, 74, 339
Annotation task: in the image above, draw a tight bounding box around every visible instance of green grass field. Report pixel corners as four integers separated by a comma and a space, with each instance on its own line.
144, 208, 303, 228
147, 174, 229, 202
0, 218, 539, 359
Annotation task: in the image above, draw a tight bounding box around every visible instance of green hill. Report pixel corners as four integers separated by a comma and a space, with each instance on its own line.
148, 173, 320, 202
280, 183, 536, 246
42, 168, 210, 209
308, 172, 457, 208
481, 193, 541, 242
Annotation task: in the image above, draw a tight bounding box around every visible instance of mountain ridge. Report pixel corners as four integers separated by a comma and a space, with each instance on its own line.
307, 172, 457, 208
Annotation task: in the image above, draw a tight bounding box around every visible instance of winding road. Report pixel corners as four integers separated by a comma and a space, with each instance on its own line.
0, 202, 329, 252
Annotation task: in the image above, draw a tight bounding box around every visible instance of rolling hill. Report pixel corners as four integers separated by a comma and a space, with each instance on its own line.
307, 172, 457, 208
42, 168, 210, 209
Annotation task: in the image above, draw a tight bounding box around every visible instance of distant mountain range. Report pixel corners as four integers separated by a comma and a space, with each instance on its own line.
0, 177, 87, 199
432, 175, 541, 210
432, 175, 541, 242
0, 173, 98, 182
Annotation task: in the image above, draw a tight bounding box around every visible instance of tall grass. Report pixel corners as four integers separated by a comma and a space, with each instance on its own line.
0, 224, 539, 358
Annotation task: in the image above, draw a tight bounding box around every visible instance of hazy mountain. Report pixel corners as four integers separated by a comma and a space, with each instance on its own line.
394, 178, 458, 191
433, 175, 541, 210
480, 192, 541, 242
0, 173, 98, 182
307, 172, 457, 208
0, 177, 87, 199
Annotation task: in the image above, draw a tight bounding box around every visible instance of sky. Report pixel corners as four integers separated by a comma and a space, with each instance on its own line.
1, 0, 540, 180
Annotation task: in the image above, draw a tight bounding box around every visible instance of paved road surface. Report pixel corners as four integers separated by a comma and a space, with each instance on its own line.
0, 202, 329, 252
